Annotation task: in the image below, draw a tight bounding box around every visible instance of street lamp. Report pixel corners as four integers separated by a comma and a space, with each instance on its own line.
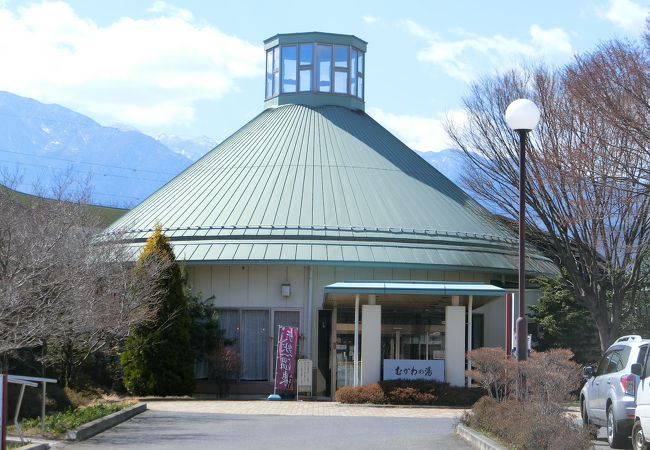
505, 98, 540, 361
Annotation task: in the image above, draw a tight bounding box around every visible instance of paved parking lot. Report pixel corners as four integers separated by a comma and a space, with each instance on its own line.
65, 400, 472, 449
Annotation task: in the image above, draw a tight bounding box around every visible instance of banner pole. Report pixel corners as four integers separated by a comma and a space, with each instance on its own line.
273, 325, 280, 396
268, 325, 282, 400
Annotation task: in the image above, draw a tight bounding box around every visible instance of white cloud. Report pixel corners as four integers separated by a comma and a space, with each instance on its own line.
147, 1, 193, 21
362, 15, 381, 24
530, 25, 572, 56
0, 1, 263, 128
601, 0, 649, 31
403, 20, 573, 83
368, 107, 467, 152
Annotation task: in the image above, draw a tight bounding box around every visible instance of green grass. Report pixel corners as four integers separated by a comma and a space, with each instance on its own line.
16, 401, 134, 436
7, 441, 30, 449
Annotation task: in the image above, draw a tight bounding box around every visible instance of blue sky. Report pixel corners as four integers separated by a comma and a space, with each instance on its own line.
0, 0, 648, 152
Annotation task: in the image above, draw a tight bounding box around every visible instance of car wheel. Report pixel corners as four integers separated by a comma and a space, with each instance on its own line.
633, 421, 647, 450
607, 404, 628, 449
581, 398, 589, 425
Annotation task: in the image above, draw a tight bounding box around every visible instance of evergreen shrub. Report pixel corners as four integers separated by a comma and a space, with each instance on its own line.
120, 225, 194, 396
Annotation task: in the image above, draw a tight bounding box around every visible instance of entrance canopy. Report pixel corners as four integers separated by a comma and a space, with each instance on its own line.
324, 280, 504, 307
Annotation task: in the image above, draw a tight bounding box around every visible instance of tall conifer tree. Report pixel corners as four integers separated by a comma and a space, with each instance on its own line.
121, 224, 194, 395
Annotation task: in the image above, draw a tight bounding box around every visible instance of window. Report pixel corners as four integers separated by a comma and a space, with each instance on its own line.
333, 45, 349, 94
643, 346, 650, 378
334, 71, 348, 94
607, 350, 623, 373
638, 345, 648, 365
357, 52, 364, 99
281, 45, 297, 93
317, 44, 332, 92
273, 47, 280, 96
299, 43, 313, 65
335, 45, 348, 68
266, 50, 273, 98
602, 346, 631, 374
299, 70, 312, 92
265, 43, 364, 99
298, 44, 313, 92
350, 49, 358, 96
596, 351, 613, 376
619, 346, 632, 370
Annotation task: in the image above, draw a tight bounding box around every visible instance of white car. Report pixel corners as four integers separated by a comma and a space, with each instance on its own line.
581, 335, 649, 448
632, 349, 650, 450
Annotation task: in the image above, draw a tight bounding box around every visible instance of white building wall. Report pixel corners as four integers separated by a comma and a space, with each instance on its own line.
187, 263, 520, 395
473, 289, 542, 349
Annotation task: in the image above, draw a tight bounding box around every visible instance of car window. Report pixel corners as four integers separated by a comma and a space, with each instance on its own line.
618, 346, 631, 371
596, 351, 614, 376
637, 345, 648, 365
644, 347, 650, 378
607, 350, 623, 373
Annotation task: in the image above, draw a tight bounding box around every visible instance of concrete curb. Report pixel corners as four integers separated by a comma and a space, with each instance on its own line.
7, 440, 50, 450
66, 402, 147, 441
455, 424, 507, 450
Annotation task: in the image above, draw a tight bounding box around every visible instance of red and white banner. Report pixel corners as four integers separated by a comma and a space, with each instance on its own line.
274, 326, 299, 392
1, 374, 7, 450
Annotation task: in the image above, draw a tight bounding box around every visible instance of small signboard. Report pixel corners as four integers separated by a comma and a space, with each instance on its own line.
296, 359, 312, 400
1, 374, 6, 450
383, 359, 445, 381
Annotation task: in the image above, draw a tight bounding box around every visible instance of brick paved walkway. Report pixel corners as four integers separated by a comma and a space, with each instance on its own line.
146, 400, 468, 419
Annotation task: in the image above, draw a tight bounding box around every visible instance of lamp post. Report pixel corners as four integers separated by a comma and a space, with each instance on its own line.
505, 99, 540, 361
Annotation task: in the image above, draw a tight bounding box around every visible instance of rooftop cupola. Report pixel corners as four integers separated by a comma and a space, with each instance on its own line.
264, 32, 367, 111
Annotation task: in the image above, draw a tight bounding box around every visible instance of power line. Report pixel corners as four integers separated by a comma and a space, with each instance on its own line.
0, 147, 182, 176
11, 180, 142, 201
0, 158, 174, 184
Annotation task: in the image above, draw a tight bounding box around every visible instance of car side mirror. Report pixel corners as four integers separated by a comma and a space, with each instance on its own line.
632, 363, 643, 377
583, 366, 595, 378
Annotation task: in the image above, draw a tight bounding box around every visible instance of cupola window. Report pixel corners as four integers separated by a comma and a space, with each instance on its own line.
265, 41, 365, 100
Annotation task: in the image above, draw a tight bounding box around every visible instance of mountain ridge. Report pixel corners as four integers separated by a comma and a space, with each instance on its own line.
0, 90, 471, 209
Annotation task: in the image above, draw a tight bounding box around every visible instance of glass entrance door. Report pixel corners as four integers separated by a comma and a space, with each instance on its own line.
241, 310, 270, 380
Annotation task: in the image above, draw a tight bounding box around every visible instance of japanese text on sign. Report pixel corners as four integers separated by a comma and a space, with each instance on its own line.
274, 326, 299, 392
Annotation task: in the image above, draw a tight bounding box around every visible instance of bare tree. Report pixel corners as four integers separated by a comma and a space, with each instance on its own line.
565, 32, 650, 190
0, 183, 169, 381
446, 63, 650, 351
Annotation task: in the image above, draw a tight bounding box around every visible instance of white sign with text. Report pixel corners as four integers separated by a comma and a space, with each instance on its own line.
297, 359, 312, 388
383, 359, 445, 381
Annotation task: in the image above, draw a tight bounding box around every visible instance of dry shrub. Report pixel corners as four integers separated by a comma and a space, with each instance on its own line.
466, 347, 582, 406
522, 348, 583, 414
335, 383, 385, 404
461, 397, 592, 450
335, 379, 483, 406
62, 387, 102, 409
463, 348, 590, 449
466, 347, 519, 400
386, 387, 436, 405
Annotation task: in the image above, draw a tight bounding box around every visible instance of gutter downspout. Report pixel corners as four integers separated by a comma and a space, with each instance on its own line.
307, 266, 313, 358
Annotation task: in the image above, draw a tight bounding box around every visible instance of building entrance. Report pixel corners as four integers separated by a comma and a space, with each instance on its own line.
335, 305, 446, 389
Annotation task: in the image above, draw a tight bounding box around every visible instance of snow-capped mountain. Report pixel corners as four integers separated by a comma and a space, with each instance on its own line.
0, 91, 193, 207
0, 90, 479, 211
415, 148, 470, 187
156, 134, 218, 161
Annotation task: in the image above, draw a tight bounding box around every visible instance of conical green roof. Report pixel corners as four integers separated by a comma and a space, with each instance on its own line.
105, 104, 556, 275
